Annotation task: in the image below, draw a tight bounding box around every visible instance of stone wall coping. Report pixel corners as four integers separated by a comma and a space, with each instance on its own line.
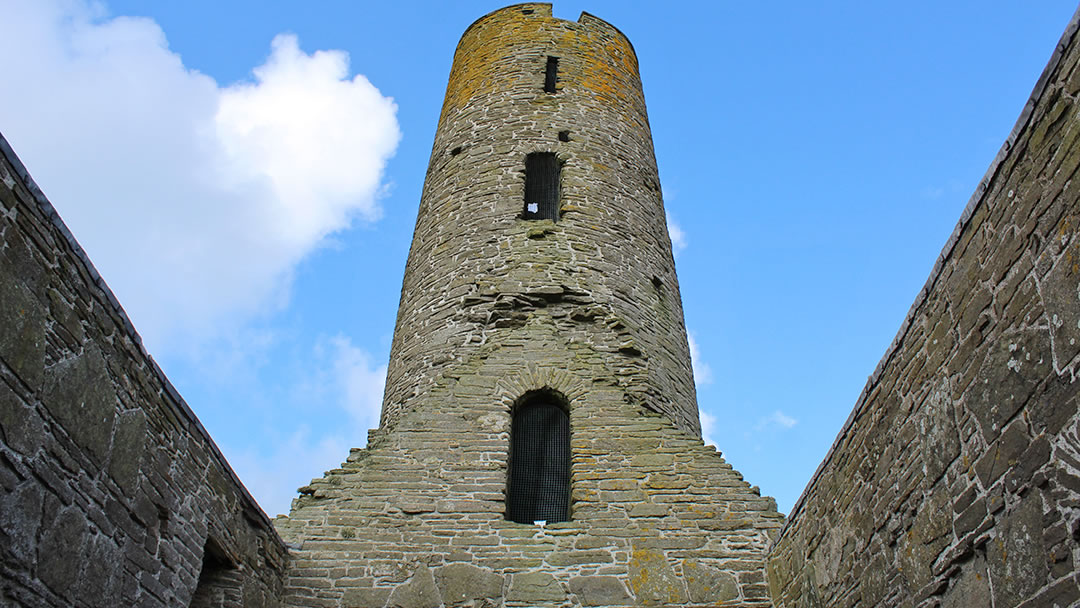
0, 130, 282, 539
776, 4, 1080, 539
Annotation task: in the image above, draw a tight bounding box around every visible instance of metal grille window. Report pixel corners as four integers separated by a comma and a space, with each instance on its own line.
523, 152, 560, 221
507, 397, 570, 523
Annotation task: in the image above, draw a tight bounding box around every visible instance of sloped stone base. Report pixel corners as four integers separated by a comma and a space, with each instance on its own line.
276, 319, 783, 607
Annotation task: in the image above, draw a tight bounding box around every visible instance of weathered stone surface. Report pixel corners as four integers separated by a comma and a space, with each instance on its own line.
968, 329, 1052, 442
0, 382, 45, 456
627, 502, 667, 518
37, 505, 88, 597
507, 572, 566, 603
569, 576, 632, 606
343, 587, 392, 608
108, 409, 147, 495
388, 566, 442, 608
898, 492, 951, 591
0, 279, 45, 391
919, 381, 960, 486
628, 545, 687, 605
434, 563, 503, 606
683, 559, 739, 604
78, 533, 121, 602
940, 554, 991, 608
987, 493, 1046, 606
1041, 246, 1080, 365
42, 345, 116, 466
0, 481, 44, 564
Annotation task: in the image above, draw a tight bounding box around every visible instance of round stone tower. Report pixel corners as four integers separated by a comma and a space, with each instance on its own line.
278, 6, 782, 606
383, 2, 700, 435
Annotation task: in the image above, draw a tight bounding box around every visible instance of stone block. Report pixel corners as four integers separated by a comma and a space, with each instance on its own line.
953, 495, 987, 538
628, 503, 668, 518
343, 587, 392, 608
37, 505, 89, 598
683, 559, 739, 603
1005, 435, 1052, 492
1040, 241, 1080, 366
546, 550, 614, 566
42, 345, 117, 467
919, 381, 961, 486
387, 565, 441, 608
506, 572, 566, 603
77, 532, 121, 602
967, 329, 1052, 442
974, 419, 1032, 488
1028, 371, 1080, 436
434, 563, 503, 606
1017, 575, 1080, 608
109, 409, 147, 496
628, 545, 687, 605
569, 575, 633, 606
0, 481, 44, 564
0, 278, 45, 391
0, 382, 45, 456
987, 491, 1046, 606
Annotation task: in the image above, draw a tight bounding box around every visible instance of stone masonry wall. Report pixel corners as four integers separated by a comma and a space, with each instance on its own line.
277, 317, 784, 607
0, 134, 288, 606
767, 9, 1080, 608
276, 5, 784, 607
381, 4, 700, 437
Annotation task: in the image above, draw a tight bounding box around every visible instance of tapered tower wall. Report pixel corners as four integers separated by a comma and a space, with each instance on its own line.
276, 5, 783, 607
381, 3, 699, 436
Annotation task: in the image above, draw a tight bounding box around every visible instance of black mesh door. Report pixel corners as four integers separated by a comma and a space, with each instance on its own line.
507, 400, 570, 523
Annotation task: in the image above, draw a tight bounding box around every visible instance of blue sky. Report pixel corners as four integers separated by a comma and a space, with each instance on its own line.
2, 1, 1077, 517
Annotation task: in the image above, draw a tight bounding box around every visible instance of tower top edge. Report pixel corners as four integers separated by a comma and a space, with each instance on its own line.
456, 3, 638, 61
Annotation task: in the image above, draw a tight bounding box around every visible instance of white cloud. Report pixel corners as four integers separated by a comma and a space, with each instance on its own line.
757, 410, 798, 430
700, 409, 719, 449
687, 332, 713, 386
225, 427, 348, 518
328, 335, 387, 434
666, 212, 687, 253
921, 186, 945, 200
224, 334, 385, 516
0, 1, 400, 353
216, 34, 398, 236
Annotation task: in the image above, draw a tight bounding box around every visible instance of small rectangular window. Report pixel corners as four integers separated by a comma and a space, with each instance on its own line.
523, 152, 560, 221
544, 56, 559, 93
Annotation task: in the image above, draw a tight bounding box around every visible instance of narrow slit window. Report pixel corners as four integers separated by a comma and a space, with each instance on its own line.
544, 56, 559, 93
523, 152, 560, 221
507, 396, 570, 524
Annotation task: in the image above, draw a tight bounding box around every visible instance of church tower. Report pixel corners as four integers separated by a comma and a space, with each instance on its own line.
275, 5, 783, 606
